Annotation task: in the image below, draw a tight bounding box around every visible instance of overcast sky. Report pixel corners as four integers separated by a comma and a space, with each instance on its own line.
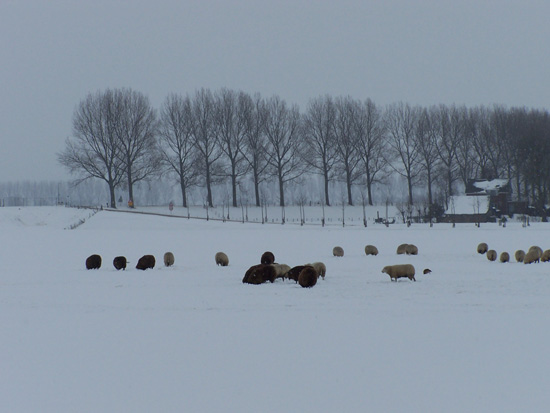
1, 0, 549, 182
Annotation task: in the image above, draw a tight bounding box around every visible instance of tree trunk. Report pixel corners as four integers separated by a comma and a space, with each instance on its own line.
180, 178, 187, 208
408, 176, 414, 205
109, 181, 116, 208
254, 170, 261, 207
346, 168, 353, 206
231, 164, 238, 208
278, 172, 285, 207
206, 164, 213, 207
324, 170, 330, 206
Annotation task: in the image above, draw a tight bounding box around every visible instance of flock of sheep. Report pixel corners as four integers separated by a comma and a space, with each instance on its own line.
85, 242, 430, 286
477, 242, 550, 264
85, 252, 175, 271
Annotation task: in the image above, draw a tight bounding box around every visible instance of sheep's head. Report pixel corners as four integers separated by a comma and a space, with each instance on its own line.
381, 266, 389, 274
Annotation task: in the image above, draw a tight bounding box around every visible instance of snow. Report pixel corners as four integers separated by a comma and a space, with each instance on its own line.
446, 195, 490, 215
2, 206, 550, 412
472, 179, 509, 193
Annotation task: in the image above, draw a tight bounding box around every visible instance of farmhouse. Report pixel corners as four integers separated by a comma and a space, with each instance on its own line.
443, 178, 515, 223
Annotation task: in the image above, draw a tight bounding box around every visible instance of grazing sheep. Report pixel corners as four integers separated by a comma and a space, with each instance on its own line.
396, 244, 408, 255
215, 252, 229, 267
364, 245, 378, 256
261, 251, 275, 265
85, 254, 102, 270
272, 263, 291, 280
486, 250, 497, 262
477, 243, 488, 254
499, 252, 510, 263
529, 246, 543, 259
113, 256, 127, 270
308, 262, 326, 279
541, 250, 550, 262
333, 246, 344, 257
286, 265, 310, 283
298, 266, 318, 288
405, 244, 418, 255
136, 255, 155, 270
164, 252, 175, 267
524, 249, 540, 264
242, 264, 277, 284
515, 250, 525, 263
382, 264, 416, 282
423, 268, 432, 274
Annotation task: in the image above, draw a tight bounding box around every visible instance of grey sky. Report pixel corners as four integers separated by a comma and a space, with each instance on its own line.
1, 0, 549, 181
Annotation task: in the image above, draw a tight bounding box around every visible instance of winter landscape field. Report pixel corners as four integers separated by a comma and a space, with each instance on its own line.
2, 206, 550, 412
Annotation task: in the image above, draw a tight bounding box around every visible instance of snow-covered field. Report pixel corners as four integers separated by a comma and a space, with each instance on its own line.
2, 206, 550, 412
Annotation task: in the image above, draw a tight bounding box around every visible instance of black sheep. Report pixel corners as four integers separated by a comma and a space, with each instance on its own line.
261, 251, 275, 265
242, 264, 277, 284
85, 254, 102, 270
136, 255, 156, 270
113, 256, 127, 270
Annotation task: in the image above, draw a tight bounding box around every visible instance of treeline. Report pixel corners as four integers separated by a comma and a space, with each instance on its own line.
57, 88, 550, 212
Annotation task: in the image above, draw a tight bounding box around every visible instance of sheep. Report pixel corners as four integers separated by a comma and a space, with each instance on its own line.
242, 264, 277, 284
529, 246, 543, 259
333, 246, 344, 257
486, 250, 497, 262
136, 254, 155, 270
113, 256, 127, 270
499, 252, 510, 263
272, 263, 291, 280
364, 245, 378, 256
396, 244, 408, 255
261, 251, 275, 265
286, 265, 310, 283
405, 244, 418, 255
85, 254, 102, 270
524, 249, 540, 264
477, 243, 488, 254
298, 266, 318, 288
163, 252, 175, 267
308, 262, 326, 279
215, 252, 229, 267
423, 268, 432, 274
382, 264, 416, 282
515, 250, 525, 263
542, 250, 550, 263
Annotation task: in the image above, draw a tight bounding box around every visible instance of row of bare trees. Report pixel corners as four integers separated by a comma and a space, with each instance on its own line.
58, 88, 550, 211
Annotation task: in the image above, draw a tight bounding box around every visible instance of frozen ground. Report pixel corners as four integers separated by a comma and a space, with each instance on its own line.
1, 206, 550, 412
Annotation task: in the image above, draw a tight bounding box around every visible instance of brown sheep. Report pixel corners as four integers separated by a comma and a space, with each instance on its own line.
286, 265, 311, 283
423, 268, 432, 274
396, 244, 408, 255
542, 250, 550, 262
486, 250, 497, 262
164, 252, 175, 267
272, 263, 291, 280
382, 264, 416, 282
499, 252, 510, 263
364, 245, 378, 256
261, 251, 275, 265
242, 264, 277, 284
86, 254, 102, 270
515, 250, 525, 263
298, 266, 318, 288
477, 243, 488, 254
333, 246, 344, 257
136, 254, 155, 270
113, 256, 127, 270
405, 244, 418, 255
524, 249, 540, 264
215, 252, 229, 266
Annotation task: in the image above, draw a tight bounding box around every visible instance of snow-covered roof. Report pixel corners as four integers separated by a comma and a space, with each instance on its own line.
473, 179, 509, 191
445, 195, 490, 215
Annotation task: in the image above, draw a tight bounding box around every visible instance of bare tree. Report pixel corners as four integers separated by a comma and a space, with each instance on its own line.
456, 108, 479, 189
241, 93, 269, 207
333, 97, 362, 206
263, 95, 305, 207
354, 98, 387, 205
115, 88, 160, 206
57, 90, 125, 208
158, 93, 200, 207
189, 88, 223, 208
214, 89, 250, 207
302, 95, 338, 206
385, 102, 422, 205
415, 108, 440, 206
